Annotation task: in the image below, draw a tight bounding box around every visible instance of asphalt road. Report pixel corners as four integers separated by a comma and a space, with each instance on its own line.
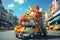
0, 30, 60, 40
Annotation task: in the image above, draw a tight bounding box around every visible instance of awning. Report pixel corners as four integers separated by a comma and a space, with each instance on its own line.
50, 16, 60, 25
50, 21, 56, 25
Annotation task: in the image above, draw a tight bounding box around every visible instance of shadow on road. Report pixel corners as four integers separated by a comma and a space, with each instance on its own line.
0, 30, 13, 32
46, 35, 60, 39
0, 30, 7, 32
18, 35, 60, 40
58, 33, 60, 34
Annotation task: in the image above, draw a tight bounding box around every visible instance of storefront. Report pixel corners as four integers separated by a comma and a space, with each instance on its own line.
7, 21, 14, 30
48, 10, 60, 30
50, 15, 60, 25
0, 20, 8, 30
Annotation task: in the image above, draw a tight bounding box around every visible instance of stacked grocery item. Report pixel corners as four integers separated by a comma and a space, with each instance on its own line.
18, 6, 42, 26
14, 6, 48, 37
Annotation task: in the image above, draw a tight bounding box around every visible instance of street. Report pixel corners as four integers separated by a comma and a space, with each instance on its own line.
0, 30, 60, 40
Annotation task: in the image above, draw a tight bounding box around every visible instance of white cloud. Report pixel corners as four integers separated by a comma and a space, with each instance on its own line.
14, 0, 25, 4
39, 8, 42, 12
18, 0, 24, 4
14, 0, 17, 2
8, 4, 14, 8
20, 8, 22, 10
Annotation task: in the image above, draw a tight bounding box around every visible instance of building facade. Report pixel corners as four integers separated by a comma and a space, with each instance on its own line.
0, 0, 8, 29
47, 0, 60, 30
0, 0, 18, 30
13, 16, 18, 26
7, 9, 14, 30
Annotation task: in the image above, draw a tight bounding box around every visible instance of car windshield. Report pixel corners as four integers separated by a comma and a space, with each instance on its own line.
26, 27, 32, 33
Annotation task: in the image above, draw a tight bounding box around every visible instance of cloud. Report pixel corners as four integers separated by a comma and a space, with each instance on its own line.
8, 4, 14, 8
14, 0, 25, 4
14, 0, 17, 2
20, 8, 22, 10
39, 8, 42, 12
18, 0, 24, 4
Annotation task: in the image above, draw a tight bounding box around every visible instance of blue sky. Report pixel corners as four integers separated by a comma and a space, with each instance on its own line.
2, 0, 52, 18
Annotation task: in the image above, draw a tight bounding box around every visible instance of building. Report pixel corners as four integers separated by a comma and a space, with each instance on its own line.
7, 9, 18, 30
47, 0, 60, 30
58, 0, 60, 6
51, 0, 59, 14
0, 0, 8, 29
0, 0, 18, 30
13, 16, 18, 26
7, 9, 14, 29
45, 6, 52, 28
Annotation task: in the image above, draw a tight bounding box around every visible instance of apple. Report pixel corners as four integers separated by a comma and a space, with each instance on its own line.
33, 12, 42, 17
34, 6, 39, 10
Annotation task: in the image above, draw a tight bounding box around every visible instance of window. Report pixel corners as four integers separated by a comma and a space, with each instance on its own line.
58, 0, 60, 6
0, 11, 1, 15
56, 0, 58, 1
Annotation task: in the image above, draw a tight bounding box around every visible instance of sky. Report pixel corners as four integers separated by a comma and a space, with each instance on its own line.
2, 0, 52, 18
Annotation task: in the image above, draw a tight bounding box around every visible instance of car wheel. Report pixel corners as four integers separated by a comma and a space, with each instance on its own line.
15, 34, 18, 37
